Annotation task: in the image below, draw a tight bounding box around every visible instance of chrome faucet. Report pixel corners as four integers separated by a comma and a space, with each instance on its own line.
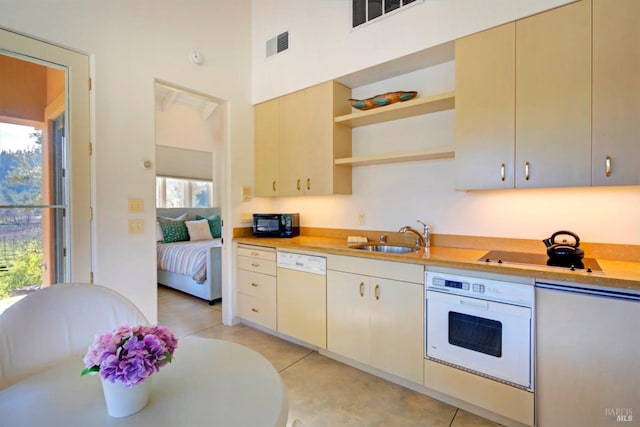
399, 220, 430, 247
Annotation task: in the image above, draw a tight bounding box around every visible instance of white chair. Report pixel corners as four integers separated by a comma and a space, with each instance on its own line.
0, 283, 148, 390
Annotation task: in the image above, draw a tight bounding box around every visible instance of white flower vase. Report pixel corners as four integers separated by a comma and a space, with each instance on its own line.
100, 377, 151, 418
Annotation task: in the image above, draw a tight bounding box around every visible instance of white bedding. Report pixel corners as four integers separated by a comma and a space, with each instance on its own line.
156, 239, 222, 284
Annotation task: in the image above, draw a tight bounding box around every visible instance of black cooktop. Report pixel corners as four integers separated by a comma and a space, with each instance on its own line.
479, 250, 602, 273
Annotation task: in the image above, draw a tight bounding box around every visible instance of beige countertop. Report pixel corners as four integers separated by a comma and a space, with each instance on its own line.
234, 234, 640, 293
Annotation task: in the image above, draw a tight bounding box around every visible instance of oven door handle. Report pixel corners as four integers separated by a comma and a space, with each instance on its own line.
458, 299, 489, 310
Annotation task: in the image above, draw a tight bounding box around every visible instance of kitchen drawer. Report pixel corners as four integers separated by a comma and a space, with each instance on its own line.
237, 256, 276, 276
327, 254, 423, 284
237, 245, 276, 262
424, 359, 533, 426
237, 269, 276, 302
238, 293, 276, 330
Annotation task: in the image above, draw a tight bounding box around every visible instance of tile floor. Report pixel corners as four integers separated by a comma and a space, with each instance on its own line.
157, 286, 502, 427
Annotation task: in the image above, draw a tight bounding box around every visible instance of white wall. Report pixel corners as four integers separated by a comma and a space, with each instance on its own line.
249, 0, 640, 246
155, 101, 221, 153
0, 0, 253, 322
251, 0, 575, 103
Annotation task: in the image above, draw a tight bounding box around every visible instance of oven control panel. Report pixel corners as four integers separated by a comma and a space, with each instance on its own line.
426, 271, 533, 307
432, 277, 488, 294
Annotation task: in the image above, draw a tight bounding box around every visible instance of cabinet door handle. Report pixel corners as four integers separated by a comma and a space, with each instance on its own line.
251, 308, 259, 313
296, 179, 301, 190
605, 156, 611, 177
250, 251, 260, 256
500, 163, 505, 181
524, 161, 530, 181
251, 282, 259, 287
359, 281, 364, 297
306, 178, 311, 191
251, 262, 260, 268
374, 284, 380, 300
272, 180, 277, 192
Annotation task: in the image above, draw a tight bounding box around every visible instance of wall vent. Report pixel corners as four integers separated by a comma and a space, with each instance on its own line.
266, 31, 289, 57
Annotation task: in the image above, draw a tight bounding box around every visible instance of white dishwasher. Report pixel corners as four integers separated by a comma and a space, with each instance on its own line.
276, 252, 327, 348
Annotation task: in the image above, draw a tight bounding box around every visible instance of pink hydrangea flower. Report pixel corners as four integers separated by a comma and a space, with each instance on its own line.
81, 324, 178, 387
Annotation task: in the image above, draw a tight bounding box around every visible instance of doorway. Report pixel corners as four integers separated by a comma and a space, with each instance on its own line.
0, 28, 91, 308
153, 81, 229, 314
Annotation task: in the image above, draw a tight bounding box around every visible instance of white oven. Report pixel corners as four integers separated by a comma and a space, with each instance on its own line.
425, 269, 534, 390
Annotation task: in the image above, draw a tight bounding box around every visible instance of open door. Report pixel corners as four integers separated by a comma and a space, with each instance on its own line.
0, 29, 91, 305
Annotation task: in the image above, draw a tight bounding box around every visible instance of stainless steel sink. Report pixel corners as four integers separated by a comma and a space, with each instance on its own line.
352, 243, 419, 254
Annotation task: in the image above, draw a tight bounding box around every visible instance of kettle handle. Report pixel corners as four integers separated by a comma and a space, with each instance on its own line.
549, 230, 580, 247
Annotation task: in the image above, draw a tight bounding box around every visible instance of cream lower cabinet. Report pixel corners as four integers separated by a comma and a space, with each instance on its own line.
327, 255, 424, 384
536, 284, 640, 426
236, 244, 277, 330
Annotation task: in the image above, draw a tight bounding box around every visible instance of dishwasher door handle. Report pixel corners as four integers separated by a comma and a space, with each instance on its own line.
536, 282, 640, 301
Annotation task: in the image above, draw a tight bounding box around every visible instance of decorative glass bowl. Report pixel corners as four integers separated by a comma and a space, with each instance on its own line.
349, 91, 418, 110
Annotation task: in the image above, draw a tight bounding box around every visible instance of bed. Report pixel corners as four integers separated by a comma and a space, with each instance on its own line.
156, 207, 222, 305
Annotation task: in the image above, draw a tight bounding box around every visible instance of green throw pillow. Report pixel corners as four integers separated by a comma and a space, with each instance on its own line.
160, 220, 189, 243
196, 214, 222, 238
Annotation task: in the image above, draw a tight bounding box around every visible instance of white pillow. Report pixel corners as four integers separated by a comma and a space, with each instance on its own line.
185, 219, 213, 241
156, 222, 163, 241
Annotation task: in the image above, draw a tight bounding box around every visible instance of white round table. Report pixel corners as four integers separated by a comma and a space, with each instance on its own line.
0, 336, 288, 427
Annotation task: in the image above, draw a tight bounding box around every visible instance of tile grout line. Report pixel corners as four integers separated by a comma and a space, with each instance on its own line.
277, 349, 315, 374
449, 408, 459, 427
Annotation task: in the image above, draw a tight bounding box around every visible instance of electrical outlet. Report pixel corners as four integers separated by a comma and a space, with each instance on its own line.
357, 213, 366, 225
241, 186, 252, 202
128, 198, 144, 213
128, 219, 144, 234
240, 212, 253, 223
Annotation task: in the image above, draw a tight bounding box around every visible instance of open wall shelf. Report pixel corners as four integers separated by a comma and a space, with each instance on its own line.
334, 91, 455, 128
335, 145, 455, 167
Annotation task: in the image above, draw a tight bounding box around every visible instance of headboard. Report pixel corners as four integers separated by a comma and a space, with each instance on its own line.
156, 207, 221, 220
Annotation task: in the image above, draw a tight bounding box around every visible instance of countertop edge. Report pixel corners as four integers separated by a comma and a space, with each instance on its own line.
234, 236, 640, 292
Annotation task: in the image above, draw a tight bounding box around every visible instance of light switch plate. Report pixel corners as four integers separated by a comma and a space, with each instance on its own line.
128, 219, 144, 234
240, 212, 253, 223
128, 198, 144, 213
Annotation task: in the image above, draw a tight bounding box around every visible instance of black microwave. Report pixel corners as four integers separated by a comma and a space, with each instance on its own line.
253, 213, 300, 238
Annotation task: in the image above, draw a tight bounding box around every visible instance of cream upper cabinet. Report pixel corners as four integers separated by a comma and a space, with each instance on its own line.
304, 82, 352, 195
592, 0, 640, 186
278, 88, 307, 196
455, 23, 515, 190
254, 81, 352, 197
254, 98, 280, 196
515, 0, 592, 188
456, 1, 595, 190
327, 256, 424, 384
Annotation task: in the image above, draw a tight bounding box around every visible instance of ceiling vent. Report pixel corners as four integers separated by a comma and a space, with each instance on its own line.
266, 31, 289, 58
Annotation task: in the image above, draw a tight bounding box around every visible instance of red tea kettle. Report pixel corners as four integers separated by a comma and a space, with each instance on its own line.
542, 230, 584, 261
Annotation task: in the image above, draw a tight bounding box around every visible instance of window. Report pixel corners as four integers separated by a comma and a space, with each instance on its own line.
156, 177, 213, 208
353, 0, 420, 28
